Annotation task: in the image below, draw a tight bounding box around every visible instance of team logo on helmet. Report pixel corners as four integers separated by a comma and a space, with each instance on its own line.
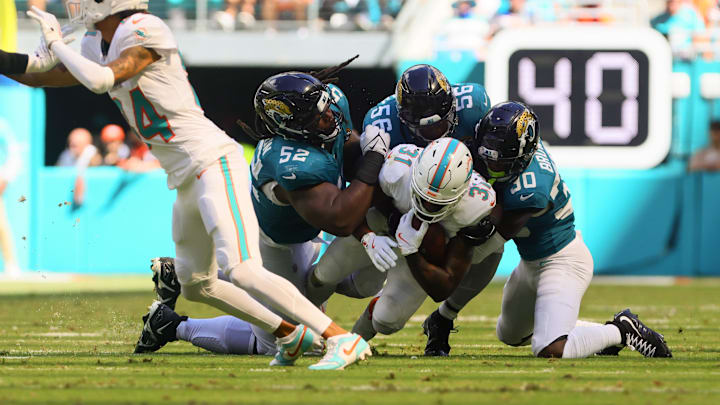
515, 110, 536, 140
262, 99, 293, 123
437, 76, 449, 92
395, 81, 403, 104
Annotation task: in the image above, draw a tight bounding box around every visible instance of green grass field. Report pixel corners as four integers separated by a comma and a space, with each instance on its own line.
1, 277, 719, 404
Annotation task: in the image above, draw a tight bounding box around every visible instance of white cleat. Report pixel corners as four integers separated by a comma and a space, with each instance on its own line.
308, 333, 371, 370
270, 324, 321, 366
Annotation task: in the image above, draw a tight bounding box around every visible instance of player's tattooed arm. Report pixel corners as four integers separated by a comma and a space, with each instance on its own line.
107, 46, 160, 84
406, 236, 474, 302
7, 63, 79, 87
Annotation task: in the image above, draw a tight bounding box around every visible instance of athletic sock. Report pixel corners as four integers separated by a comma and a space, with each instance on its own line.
562, 323, 622, 358
176, 316, 257, 355
438, 301, 460, 321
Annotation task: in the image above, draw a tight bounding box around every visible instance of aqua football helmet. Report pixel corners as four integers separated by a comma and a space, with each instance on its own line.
396, 64, 457, 144
411, 138, 473, 223
472, 101, 539, 184
254, 72, 343, 145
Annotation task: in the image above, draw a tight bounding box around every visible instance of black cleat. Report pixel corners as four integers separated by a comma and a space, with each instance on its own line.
610, 308, 672, 358
422, 309, 456, 357
151, 257, 181, 310
133, 301, 187, 354
597, 344, 624, 356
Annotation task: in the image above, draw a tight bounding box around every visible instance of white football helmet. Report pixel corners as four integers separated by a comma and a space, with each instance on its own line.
66, 0, 149, 29
411, 137, 473, 223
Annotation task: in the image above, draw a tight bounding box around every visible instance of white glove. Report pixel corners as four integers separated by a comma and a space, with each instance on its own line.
26, 26, 76, 73
26, 6, 63, 49
361, 232, 398, 272
360, 125, 391, 156
395, 211, 428, 256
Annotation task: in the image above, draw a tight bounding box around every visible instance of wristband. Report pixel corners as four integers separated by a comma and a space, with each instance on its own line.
355, 151, 384, 185
0, 50, 30, 75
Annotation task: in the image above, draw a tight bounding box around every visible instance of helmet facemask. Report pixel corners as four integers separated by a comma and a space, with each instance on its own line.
396, 65, 458, 144
473, 102, 539, 185
66, 0, 112, 29
257, 83, 342, 146
410, 138, 473, 224
401, 100, 457, 144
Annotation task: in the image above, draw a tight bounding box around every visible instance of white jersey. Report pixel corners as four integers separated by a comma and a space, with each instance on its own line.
379, 144, 496, 238
80, 13, 237, 189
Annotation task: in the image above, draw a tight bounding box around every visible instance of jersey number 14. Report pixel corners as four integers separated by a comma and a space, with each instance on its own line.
113, 86, 175, 143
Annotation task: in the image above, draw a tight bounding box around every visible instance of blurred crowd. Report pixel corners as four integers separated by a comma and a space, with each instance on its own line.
55, 125, 160, 205
14, 0, 406, 31
13, 0, 720, 56
434, 0, 720, 61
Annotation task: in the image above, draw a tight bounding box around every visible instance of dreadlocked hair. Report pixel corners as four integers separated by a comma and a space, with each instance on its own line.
236, 116, 273, 142
307, 54, 359, 84
238, 55, 359, 141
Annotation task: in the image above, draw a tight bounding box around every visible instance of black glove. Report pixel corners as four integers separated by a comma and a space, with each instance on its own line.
458, 217, 496, 246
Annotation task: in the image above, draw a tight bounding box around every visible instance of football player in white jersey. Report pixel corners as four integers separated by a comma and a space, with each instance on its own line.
3, 0, 372, 370
313, 137, 498, 340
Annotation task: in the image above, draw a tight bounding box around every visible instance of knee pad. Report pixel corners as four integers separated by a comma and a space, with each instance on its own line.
336, 269, 386, 299
372, 317, 404, 336
226, 257, 264, 290
496, 318, 532, 347
181, 279, 212, 303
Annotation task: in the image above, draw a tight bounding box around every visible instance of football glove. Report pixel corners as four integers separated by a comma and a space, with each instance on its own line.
26, 6, 64, 49
361, 232, 398, 272
360, 125, 391, 156
26, 26, 75, 73
395, 210, 428, 256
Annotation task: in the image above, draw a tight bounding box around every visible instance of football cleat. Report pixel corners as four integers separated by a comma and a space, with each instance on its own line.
610, 309, 672, 358
308, 333, 372, 370
270, 324, 322, 366
597, 344, 624, 356
133, 301, 187, 354
151, 257, 181, 310
422, 309, 456, 357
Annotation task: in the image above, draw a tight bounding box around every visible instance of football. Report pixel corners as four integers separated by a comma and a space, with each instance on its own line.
414, 216, 447, 267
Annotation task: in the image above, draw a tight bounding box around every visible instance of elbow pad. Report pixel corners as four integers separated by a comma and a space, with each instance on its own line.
355, 151, 384, 185
458, 217, 496, 247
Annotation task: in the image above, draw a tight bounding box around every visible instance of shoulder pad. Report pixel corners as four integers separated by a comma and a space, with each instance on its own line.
115, 13, 177, 53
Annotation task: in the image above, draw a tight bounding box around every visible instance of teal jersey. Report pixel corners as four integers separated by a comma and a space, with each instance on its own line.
502, 141, 576, 260
362, 82, 490, 148
250, 85, 351, 244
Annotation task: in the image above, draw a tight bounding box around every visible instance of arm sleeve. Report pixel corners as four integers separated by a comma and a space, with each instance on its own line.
0, 49, 29, 74
51, 41, 114, 94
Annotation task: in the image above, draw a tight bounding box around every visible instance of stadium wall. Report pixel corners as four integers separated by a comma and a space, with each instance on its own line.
1, 62, 719, 276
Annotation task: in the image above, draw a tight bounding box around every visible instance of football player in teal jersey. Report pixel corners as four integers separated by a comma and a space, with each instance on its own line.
423, 101, 672, 359
363, 64, 491, 148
